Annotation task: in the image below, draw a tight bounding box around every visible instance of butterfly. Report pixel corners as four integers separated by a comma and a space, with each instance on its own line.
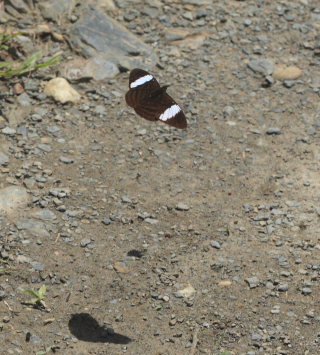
125, 68, 187, 129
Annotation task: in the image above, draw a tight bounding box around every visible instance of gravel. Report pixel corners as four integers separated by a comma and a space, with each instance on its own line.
0, 1, 319, 355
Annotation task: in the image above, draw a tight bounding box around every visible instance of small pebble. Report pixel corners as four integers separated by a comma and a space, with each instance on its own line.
80, 238, 91, 247
210, 240, 221, 249
266, 128, 282, 135
301, 287, 312, 295
1, 127, 16, 136
59, 156, 74, 164
176, 203, 190, 211
246, 277, 260, 288
278, 284, 289, 292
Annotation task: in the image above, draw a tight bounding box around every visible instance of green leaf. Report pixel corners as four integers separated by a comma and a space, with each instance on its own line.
35, 54, 61, 69
0, 61, 12, 69
24, 289, 40, 298
38, 285, 46, 299
0, 51, 61, 77
36, 346, 52, 355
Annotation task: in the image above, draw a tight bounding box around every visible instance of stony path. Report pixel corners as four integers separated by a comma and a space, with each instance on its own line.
0, 1, 320, 354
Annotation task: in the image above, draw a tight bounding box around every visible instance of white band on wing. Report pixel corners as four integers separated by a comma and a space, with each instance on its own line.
159, 104, 181, 121
130, 75, 153, 88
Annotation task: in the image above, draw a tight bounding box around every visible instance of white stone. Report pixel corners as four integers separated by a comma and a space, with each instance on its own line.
43, 77, 81, 103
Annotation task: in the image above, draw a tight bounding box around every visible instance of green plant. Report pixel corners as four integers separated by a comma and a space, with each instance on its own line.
0, 32, 20, 50
0, 51, 61, 77
36, 346, 54, 355
0, 32, 61, 77
23, 284, 47, 307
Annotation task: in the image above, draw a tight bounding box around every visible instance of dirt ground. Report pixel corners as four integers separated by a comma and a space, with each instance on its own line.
0, 1, 320, 354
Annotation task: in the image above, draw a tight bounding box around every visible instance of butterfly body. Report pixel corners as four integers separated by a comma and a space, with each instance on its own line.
125, 69, 187, 129
149, 85, 169, 99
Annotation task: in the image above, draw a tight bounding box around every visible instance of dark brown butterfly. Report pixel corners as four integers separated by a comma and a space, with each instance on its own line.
125, 68, 187, 129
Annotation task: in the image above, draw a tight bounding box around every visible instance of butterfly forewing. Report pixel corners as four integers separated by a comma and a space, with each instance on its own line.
129, 69, 160, 92
125, 68, 187, 129
126, 69, 160, 109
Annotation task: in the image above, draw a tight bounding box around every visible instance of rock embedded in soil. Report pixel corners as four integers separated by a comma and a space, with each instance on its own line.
247, 59, 274, 76
182, 0, 210, 5
68, 5, 157, 71
1, 127, 16, 136
278, 284, 289, 292
16, 218, 50, 238
0, 186, 30, 215
172, 32, 208, 50
210, 240, 221, 249
39, 0, 75, 22
80, 238, 92, 247
175, 284, 196, 298
102, 217, 111, 225
283, 80, 296, 88
0, 151, 9, 166
176, 203, 190, 211
59, 156, 74, 164
0, 289, 6, 300
144, 217, 159, 224
61, 57, 119, 81
43, 78, 81, 104
266, 127, 282, 135
114, 261, 129, 273
245, 277, 260, 289
47, 126, 60, 135
164, 28, 189, 42
16, 92, 31, 106
0, 250, 9, 259
301, 287, 312, 295
271, 305, 281, 314
273, 65, 302, 80
253, 212, 270, 221
38, 143, 52, 152
31, 261, 44, 272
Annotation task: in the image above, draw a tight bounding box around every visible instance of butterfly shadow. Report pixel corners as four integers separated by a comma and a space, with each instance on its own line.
68, 313, 132, 344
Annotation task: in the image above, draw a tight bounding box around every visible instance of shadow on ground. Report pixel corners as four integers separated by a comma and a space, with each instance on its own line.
68, 313, 132, 344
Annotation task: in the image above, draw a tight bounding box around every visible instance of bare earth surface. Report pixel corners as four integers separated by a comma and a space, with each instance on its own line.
0, 1, 320, 354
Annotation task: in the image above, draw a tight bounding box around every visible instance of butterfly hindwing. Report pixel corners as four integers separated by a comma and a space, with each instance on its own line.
125, 68, 187, 129
160, 100, 187, 129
